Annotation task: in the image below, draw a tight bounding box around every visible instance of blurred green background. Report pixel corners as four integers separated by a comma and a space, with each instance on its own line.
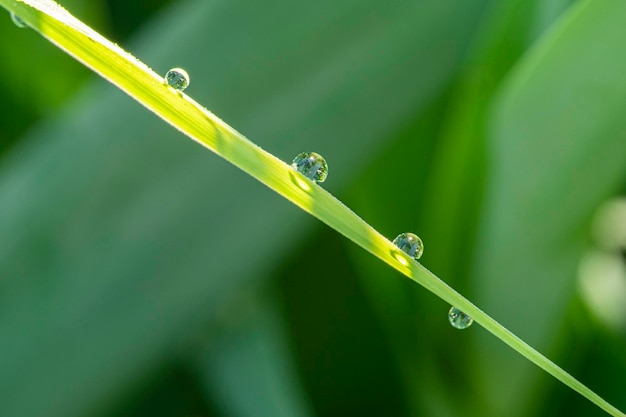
1, 0, 625, 416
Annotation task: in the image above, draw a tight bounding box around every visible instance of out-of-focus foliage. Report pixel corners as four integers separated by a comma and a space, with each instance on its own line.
0, 1, 624, 417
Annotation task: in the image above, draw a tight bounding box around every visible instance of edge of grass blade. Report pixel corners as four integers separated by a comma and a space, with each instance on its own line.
0, 1, 623, 415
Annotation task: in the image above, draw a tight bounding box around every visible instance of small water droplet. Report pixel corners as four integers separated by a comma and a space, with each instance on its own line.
392, 233, 424, 260
448, 306, 473, 329
164, 67, 189, 91
291, 152, 328, 184
10, 12, 28, 28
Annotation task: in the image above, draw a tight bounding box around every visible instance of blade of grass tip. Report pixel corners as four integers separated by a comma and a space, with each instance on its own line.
0, 1, 623, 416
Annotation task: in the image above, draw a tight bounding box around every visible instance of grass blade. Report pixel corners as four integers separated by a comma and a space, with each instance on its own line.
0, 1, 623, 416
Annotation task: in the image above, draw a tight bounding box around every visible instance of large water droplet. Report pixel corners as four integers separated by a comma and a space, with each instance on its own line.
291, 152, 328, 184
392, 233, 424, 260
448, 306, 473, 329
10, 12, 28, 28
164, 68, 189, 91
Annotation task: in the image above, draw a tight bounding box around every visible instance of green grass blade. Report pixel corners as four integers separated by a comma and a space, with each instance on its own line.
0, 1, 623, 416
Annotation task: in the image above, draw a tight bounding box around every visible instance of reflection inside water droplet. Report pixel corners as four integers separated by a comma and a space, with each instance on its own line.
291, 152, 328, 184
448, 306, 473, 329
10, 12, 28, 28
392, 233, 423, 260
164, 67, 189, 91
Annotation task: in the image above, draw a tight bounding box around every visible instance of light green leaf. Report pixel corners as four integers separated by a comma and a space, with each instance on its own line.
475, 0, 626, 414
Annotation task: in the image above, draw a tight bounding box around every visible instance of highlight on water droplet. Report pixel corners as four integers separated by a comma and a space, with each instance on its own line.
164, 67, 189, 91
291, 152, 328, 184
392, 232, 424, 260
10, 12, 28, 28
448, 306, 473, 329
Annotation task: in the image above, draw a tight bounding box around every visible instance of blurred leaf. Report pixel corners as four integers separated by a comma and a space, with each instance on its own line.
0, 0, 493, 416
278, 229, 410, 416
555, 320, 626, 417
194, 295, 312, 417
474, 0, 626, 415
422, 0, 539, 285
346, 0, 548, 415
343, 93, 458, 416
528, 0, 575, 42
104, 0, 173, 40
103, 366, 215, 417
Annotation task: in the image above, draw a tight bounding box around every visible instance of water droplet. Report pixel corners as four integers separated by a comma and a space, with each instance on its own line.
291, 152, 328, 184
10, 12, 28, 28
164, 68, 189, 91
392, 233, 424, 260
448, 306, 473, 329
